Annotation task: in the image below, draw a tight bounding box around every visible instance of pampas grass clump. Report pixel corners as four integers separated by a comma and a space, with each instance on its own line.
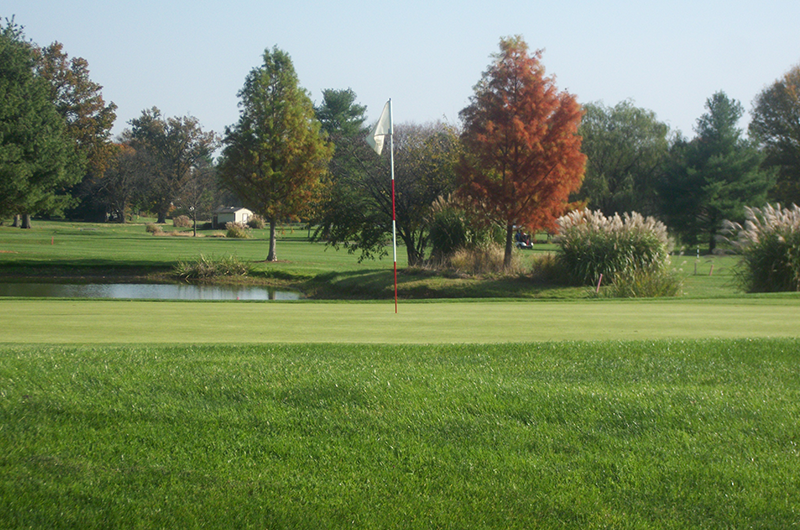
226, 222, 251, 239
555, 209, 671, 286
172, 215, 191, 228
247, 214, 266, 229
722, 203, 800, 292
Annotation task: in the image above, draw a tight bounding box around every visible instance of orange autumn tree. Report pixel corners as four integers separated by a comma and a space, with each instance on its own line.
458, 36, 586, 267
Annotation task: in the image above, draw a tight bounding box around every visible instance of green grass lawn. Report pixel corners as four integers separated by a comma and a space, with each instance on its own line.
1, 340, 798, 528
1, 219, 799, 528
0, 220, 379, 277
1, 298, 799, 344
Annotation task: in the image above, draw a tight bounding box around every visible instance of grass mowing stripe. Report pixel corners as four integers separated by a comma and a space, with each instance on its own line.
0, 298, 798, 343
1, 340, 798, 528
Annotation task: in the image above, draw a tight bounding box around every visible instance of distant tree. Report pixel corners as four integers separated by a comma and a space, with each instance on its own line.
312, 90, 461, 266
219, 46, 332, 261
749, 64, 800, 205
124, 108, 217, 224
574, 100, 670, 217
0, 19, 83, 227
33, 41, 117, 221
317, 88, 367, 138
176, 156, 217, 236
310, 89, 382, 258
458, 36, 586, 267
658, 92, 774, 251
94, 143, 142, 222
391, 122, 462, 265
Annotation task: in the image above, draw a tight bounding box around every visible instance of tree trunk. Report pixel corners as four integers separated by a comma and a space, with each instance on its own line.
405, 239, 424, 267
503, 224, 514, 269
157, 210, 167, 224
267, 218, 278, 261
11, 214, 20, 227
21, 213, 32, 229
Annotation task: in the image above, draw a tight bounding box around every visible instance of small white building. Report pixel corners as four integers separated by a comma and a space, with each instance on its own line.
212, 206, 252, 228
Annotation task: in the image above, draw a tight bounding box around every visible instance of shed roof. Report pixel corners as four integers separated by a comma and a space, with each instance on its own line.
213, 206, 252, 214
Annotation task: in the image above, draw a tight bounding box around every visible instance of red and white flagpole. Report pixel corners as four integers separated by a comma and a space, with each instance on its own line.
389, 99, 398, 313
365, 99, 398, 313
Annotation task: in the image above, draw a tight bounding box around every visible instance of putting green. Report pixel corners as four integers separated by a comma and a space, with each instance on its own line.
1, 298, 798, 343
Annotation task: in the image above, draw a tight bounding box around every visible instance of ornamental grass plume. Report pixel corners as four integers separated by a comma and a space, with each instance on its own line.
721, 203, 800, 292
172, 215, 191, 228
555, 209, 671, 286
225, 222, 251, 239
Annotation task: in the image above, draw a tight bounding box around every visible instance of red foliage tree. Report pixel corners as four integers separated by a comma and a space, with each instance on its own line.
458, 36, 586, 267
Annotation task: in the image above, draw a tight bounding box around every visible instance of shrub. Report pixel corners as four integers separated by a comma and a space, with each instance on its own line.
555, 209, 671, 286
721, 203, 800, 292
172, 215, 191, 228
225, 222, 251, 239
529, 253, 569, 284
173, 254, 253, 280
247, 214, 266, 229
145, 223, 162, 234
604, 264, 683, 298
428, 195, 504, 264
429, 204, 469, 262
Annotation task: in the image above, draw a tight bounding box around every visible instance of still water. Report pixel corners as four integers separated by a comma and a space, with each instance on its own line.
0, 283, 301, 301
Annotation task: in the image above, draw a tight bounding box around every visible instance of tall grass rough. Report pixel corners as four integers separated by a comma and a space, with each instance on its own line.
722, 203, 800, 292
448, 242, 520, 276
173, 254, 253, 280
555, 209, 671, 285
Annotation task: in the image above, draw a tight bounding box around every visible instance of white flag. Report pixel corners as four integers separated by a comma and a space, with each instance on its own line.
366, 100, 392, 155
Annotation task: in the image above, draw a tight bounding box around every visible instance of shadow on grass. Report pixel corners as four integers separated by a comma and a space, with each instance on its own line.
302, 268, 586, 300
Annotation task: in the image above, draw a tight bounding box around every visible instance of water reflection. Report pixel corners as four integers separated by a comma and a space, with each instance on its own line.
0, 283, 300, 300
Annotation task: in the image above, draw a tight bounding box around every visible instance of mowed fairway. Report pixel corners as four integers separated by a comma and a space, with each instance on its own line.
1, 297, 798, 343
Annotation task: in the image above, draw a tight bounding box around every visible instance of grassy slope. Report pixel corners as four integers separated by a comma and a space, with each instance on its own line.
1, 341, 798, 529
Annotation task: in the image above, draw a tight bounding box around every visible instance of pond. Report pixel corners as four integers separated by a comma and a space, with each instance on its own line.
0, 283, 301, 301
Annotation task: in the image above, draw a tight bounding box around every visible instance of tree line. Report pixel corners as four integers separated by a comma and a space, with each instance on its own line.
3, 19, 799, 265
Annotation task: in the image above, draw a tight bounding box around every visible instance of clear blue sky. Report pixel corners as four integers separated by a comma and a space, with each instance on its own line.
5, 0, 799, 140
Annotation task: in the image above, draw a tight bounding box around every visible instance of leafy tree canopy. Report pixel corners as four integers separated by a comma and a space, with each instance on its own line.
749, 63, 800, 205
219, 46, 332, 261
574, 100, 670, 217
458, 36, 586, 267
0, 18, 83, 226
33, 41, 118, 221
33, 41, 117, 175
312, 86, 461, 266
123, 107, 217, 224
659, 92, 774, 251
